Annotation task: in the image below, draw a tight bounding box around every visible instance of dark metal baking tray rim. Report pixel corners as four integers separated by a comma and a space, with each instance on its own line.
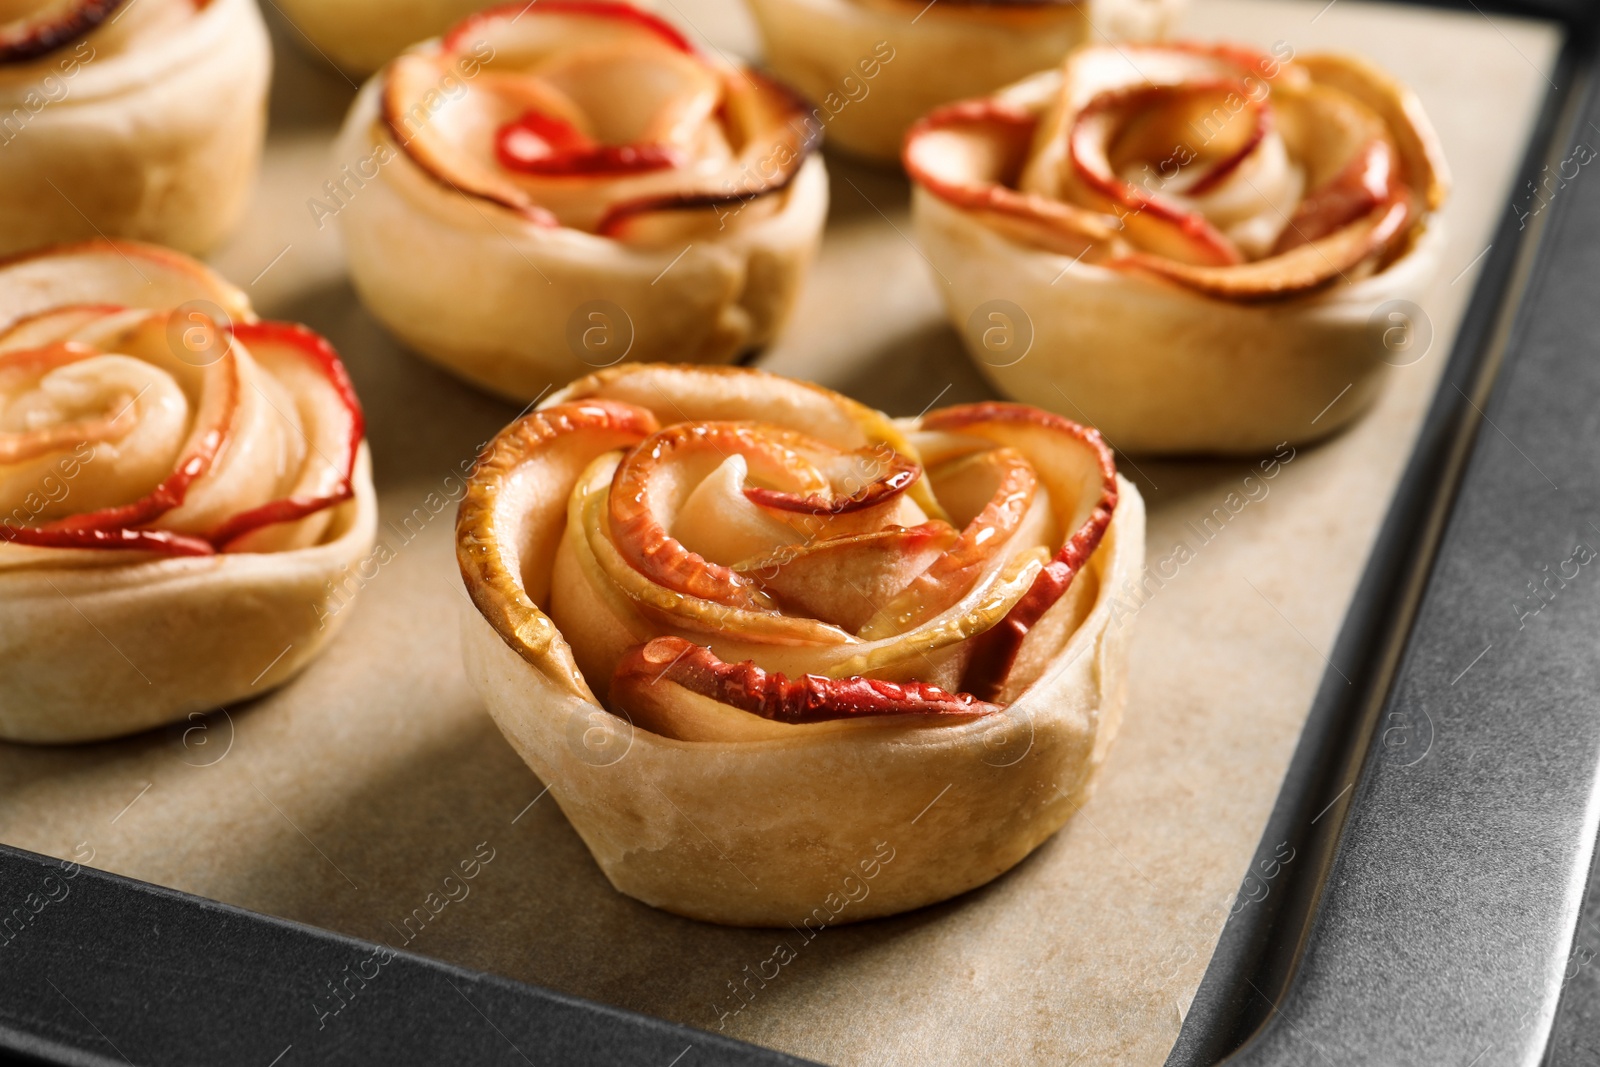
5, 1, 1598, 1064
1174, 4, 1600, 1065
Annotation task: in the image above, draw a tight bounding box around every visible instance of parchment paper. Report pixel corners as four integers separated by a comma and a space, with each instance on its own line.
0, 1, 1561, 1063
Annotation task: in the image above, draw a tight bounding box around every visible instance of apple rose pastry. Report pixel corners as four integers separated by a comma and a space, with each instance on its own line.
334, 2, 828, 402
457, 364, 1145, 925
0, 0, 270, 258
275, 0, 489, 76
744, 0, 1182, 164
906, 43, 1450, 454
0, 241, 377, 744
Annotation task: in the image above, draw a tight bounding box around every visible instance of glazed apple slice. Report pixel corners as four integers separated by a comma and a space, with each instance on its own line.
859, 446, 1046, 640
576, 466, 853, 648
0, 0, 122, 65
558, 363, 948, 520
1296, 52, 1449, 214
1066, 81, 1250, 267
0, 311, 210, 539
0, 524, 214, 555
905, 99, 1118, 258
388, 1, 816, 242
738, 521, 958, 633
1272, 136, 1397, 252
35, 316, 240, 536
492, 35, 716, 178
1017, 43, 1249, 200
383, 51, 561, 225
459, 399, 661, 662
607, 421, 837, 611
1118, 195, 1410, 300
0, 308, 370, 559
203, 322, 365, 552
496, 109, 681, 176
744, 445, 923, 526
611, 636, 1000, 741
596, 68, 817, 243
920, 403, 1118, 701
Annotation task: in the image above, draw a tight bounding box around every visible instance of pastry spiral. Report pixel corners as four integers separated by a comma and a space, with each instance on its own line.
0, 0, 270, 256
333, 1, 828, 401
457, 364, 1144, 924
0, 242, 377, 742
906, 43, 1450, 453
744, 0, 1182, 163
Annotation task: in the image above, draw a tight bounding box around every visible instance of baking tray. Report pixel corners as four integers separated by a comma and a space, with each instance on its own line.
1172, 6, 1600, 1065
2, 0, 1596, 1064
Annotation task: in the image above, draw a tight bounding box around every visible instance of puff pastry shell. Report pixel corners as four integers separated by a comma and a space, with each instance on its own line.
906, 44, 1450, 454
457, 364, 1145, 924
0, 0, 270, 257
0, 241, 376, 742
333, 2, 827, 402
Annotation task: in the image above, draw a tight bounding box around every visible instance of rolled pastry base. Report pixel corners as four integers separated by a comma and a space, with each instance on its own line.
0, 449, 378, 744
463, 477, 1145, 927
915, 190, 1447, 455
335, 82, 830, 402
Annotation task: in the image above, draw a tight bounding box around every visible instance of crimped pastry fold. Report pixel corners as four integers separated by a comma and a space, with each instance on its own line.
334, 1, 827, 401
0, 0, 269, 256
0, 241, 377, 742
906, 43, 1450, 454
458, 364, 1144, 925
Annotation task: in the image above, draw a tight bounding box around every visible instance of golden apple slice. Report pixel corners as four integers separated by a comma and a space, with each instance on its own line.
1273, 137, 1397, 253
596, 69, 817, 243
606, 421, 830, 611
458, 399, 660, 673
562, 364, 950, 523
860, 446, 1045, 639
1119, 196, 1411, 300
1064, 81, 1248, 266
581, 473, 850, 645
904, 99, 1115, 258
384, 2, 816, 243
738, 522, 958, 633
205, 322, 365, 553
1297, 52, 1449, 213
920, 403, 1118, 700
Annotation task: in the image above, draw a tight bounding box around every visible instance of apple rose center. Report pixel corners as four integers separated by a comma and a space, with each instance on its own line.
383, 3, 817, 240
541, 407, 1115, 728
0, 304, 363, 558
